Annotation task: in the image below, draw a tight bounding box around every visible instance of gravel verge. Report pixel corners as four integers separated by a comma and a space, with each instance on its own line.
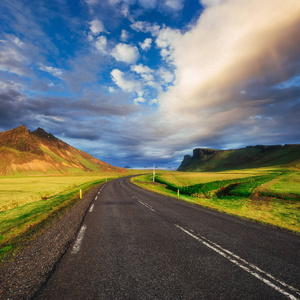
0, 182, 102, 300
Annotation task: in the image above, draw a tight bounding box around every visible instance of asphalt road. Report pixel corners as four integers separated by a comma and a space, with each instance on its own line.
34, 177, 300, 299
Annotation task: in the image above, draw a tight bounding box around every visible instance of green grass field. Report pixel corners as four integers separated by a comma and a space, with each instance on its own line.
256, 172, 300, 195
132, 168, 300, 233
0, 173, 119, 212
154, 169, 267, 186
0, 170, 147, 260
1, 168, 298, 260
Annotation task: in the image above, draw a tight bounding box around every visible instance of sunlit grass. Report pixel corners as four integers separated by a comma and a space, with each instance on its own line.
0, 179, 101, 255
0, 172, 120, 212
156, 169, 269, 187
132, 170, 300, 233
0, 169, 147, 260
268, 172, 300, 195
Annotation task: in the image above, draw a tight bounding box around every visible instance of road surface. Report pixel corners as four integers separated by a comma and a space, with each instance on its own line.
34, 177, 300, 299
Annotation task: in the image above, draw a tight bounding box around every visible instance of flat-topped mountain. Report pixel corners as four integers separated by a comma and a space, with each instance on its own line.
177, 144, 300, 171
0, 125, 125, 175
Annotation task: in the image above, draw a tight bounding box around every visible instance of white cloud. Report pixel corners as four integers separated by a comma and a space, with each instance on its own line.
0, 47, 22, 64
159, 68, 175, 84
0, 37, 32, 76
200, 0, 224, 7
42, 115, 66, 122
160, 48, 171, 61
89, 19, 105, 36
109, 0, 121, 5
155, 26, 180, 49
130, 22, 180, 63
0, 79, 23, 91
141, 73, 155, 82
87, 34, 94, 42
131, 64, 154, 82
138, 0, 158, 9
108, 0, 158, 11
111, 43, 139, 64
139, 38, 152, 51
111, 69, 142, 94
120, 29, 129, 42
155, 26, 181, 63
149, 98, 158, 105
130, 21, 160, 35
131, 64, 153, 75
129, 63, 175, 94
146, 80, 161, 91
85, 0, 98, 5
108, 86, 115, 93
130, 21, 148, 32
160, 0, 185, 11
153, 0, 300, 147
9, 36, 24, 48
134, 96, 146, 104
121, 3, 130, 17
94, 36, 107, 53
39, 64, 63, 79
131, 23, 181, 63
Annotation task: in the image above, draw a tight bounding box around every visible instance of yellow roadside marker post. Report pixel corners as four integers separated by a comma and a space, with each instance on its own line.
80, 189, 82, 199
177, 189, 179, 197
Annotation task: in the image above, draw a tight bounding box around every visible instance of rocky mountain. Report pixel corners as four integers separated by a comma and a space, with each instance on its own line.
0, 125, 125, 175
177, 144, 300, 171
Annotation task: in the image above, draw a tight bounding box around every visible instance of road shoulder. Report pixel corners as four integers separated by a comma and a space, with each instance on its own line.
0, 183, 102, 300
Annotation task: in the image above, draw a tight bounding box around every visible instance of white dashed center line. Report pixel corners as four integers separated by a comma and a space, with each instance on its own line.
71, 225, 87, 254
138, 200, 155, 212
89, 204, 94, 212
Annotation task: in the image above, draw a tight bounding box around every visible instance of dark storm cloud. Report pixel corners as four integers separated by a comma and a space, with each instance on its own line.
0, 87, 139, 139
0, 90, 35, 129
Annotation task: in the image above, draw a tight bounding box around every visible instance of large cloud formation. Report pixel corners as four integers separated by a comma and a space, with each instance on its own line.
147, 0, 300, 156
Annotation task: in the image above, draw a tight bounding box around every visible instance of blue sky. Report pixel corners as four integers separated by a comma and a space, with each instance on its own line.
0, 0, 299, 168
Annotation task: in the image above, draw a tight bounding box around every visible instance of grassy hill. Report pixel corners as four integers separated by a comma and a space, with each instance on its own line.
177, 145, 300, 171
0, 125, 124, 175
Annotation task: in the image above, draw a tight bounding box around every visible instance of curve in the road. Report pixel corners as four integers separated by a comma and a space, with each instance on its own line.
34, 176, 300, 299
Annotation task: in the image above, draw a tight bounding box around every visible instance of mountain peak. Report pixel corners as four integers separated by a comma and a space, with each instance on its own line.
0, 124, 37, 152
16, 124, 28, 131
7, 125, 29, 135
0, 125, 125, 175
32, 127, 56, 140
33, 127, 47, 135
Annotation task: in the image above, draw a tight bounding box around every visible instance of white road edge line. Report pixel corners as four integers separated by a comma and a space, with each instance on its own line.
71, 225, 87, 254
175, 225, 298, 300
95, 196, 98, 200
138, 200, 155, 212
199, 233, 300, 296
89, 204, 94, 213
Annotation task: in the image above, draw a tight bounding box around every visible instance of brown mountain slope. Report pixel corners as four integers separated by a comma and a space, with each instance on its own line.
0, 125, 125, 175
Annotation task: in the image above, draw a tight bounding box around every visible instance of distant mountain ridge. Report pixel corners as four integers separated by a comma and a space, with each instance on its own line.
177, 144, 300, 171
0, 125, 124, 175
